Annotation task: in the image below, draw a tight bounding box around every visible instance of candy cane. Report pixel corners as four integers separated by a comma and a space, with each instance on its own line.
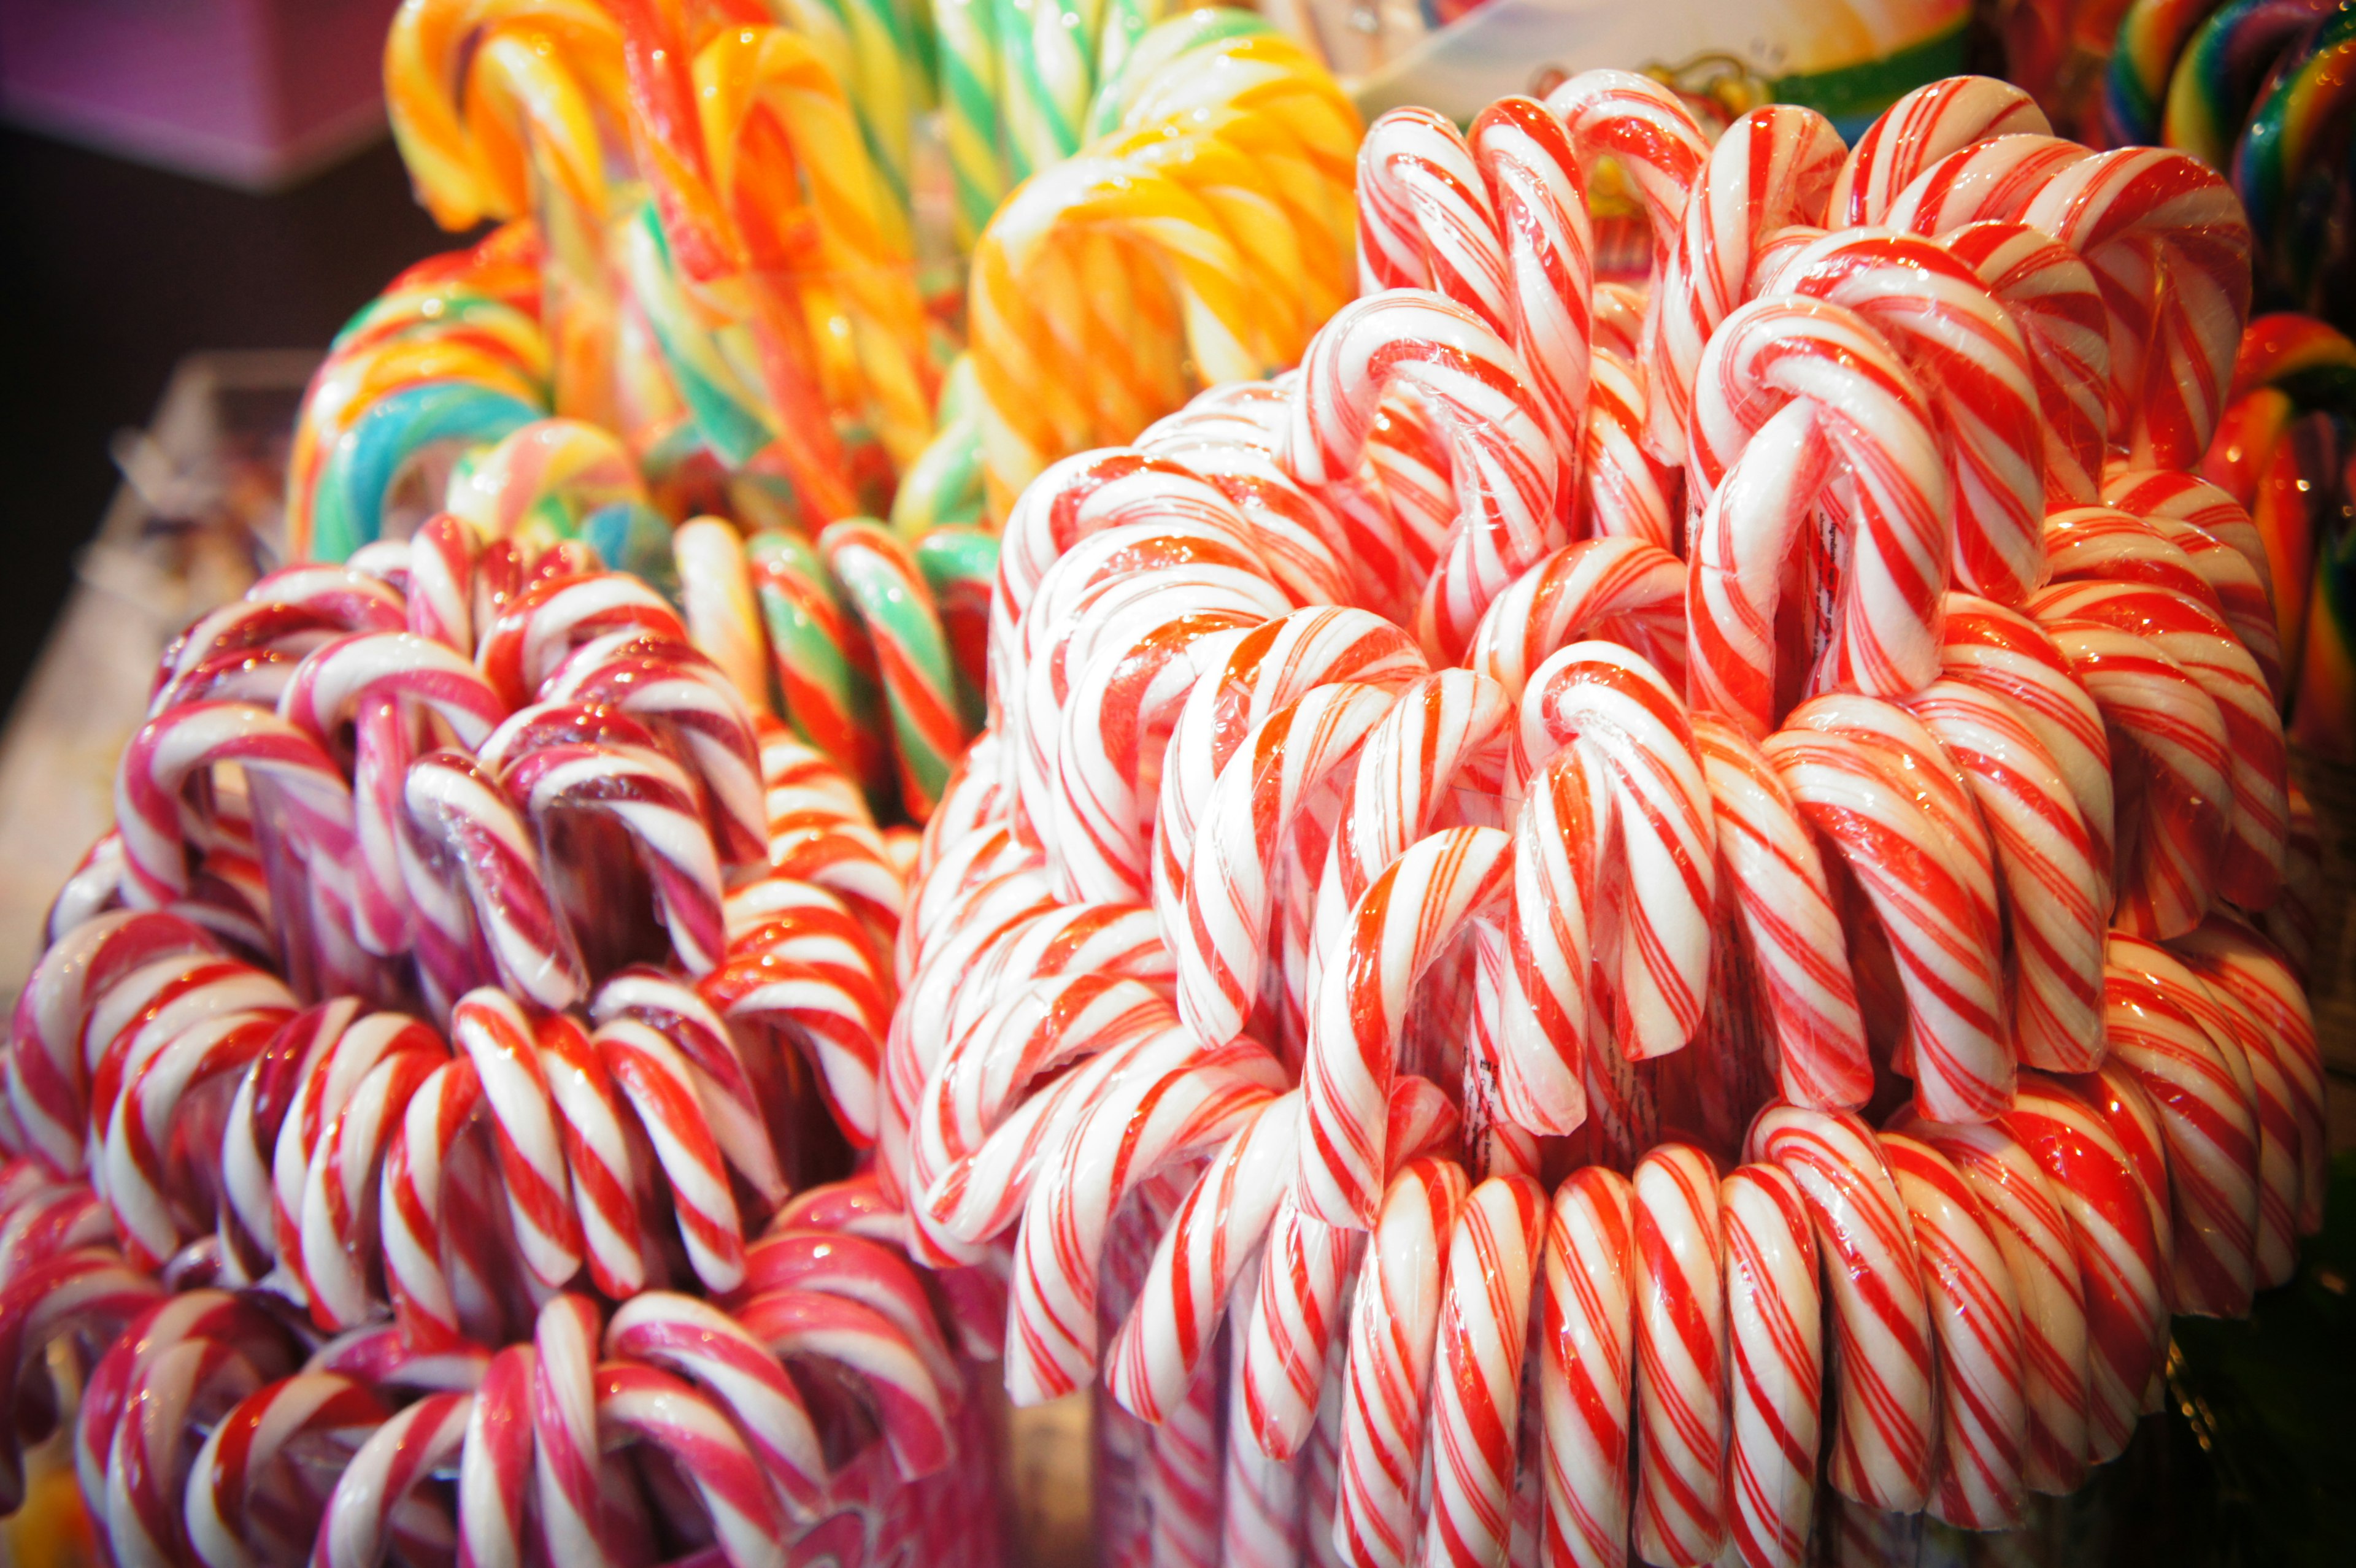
1717, 1160, 1822, 1568
2101, 469, 2282, 693
1297, 827, 1512, 1228
1284, 291, 1561, 663
606, 1291, 826, 1519
185, 1372, 389, 1568
1749, 1105, 1934, 1514
0, 1250, 167, 1511
733, 1284, 952, 1479
475, 569, 685, 709
295, 1045, 445, 1328
1830, 76, 2052, 226
1685, 297, 1949, 729
1648, 105, 1846, 467
1423, 1174, 1546, 1568
1331, 1154, 1468, 1568
2001, 1075, 2169, 1462
404, 749, 584, 1011
1941, 220, 2111, 509
1878, 1130, 2027, 1529
107, 1334, 272, 1567
448, 990, 581, 1291
1234, 1197, 1361, 1464
310, 1391, 471, 1568
703, 884, 890, 1148
1884, 133, 2095, 237
595, 1361, 788, 1568
2169, 914, 2325, 1234
1628, 1144, 1726, 1566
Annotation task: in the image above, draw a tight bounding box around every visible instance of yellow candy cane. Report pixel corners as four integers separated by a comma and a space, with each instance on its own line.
694, 25, 937, 471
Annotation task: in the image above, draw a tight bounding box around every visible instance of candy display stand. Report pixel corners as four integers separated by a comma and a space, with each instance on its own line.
0, 351, 305, 996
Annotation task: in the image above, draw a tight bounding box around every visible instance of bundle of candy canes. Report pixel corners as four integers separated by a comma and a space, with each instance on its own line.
0, 519, 1008, 1566
890, 69, 2330, 1568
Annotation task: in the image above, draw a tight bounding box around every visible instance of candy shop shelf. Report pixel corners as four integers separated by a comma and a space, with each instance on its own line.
0, 349, 302, 1001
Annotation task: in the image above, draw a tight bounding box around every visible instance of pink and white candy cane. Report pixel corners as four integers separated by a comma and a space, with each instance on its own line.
1829, 75, 2051, 226
733, 1280, 954, 1480
593, 967, 786, 1213
1877, 1131, 2028, 1530
1465, 537, 1687, 702
0, 1250, 167, 1512
2030, 579, 2286, 911
592, 1015, 745, 1292
1761, 718, 2010, 1123
474, 569, 685, 709
1761, 229, 2044, 606
1422, 1174, 1546, 1568
310, 1391, 471, 1568
402, 749, 585, 1012
9, 910, 220, 1178
293, 1043, 447, 1328
106, 1331, 280, 1567
597, 1361, 789, 1568
2000, 1075, 2169, 1462
1690, 715, 1871, 1111
533, 1012, 647, 1301
279, 630, 505, 955
456, 1341, 533, 1568
1749, 1105, 1934, 1515
1647, 104, 1846, 467
1683, 297, 1950, 730
1283, 291, 1561, 663
2100, 934, 2263, 1318
1332, 1153, 1469, 1568
184, 1372, 390, 1568
1719, 1160, 1822, 1568
1296, 826, 1512, 1228
606, 1291, 827, 1518
492, 723, 730, 978
2019, 148, 2252, 468
704, 880, 891, 1148
268, 1008, 426, 1293
450, 989, 582, 1292
403, 513, 476, 654
1630, 1143, 1726, 1567
1172, 682, 1401, 1049
151, 566, 407, 714
1901, 678, 2105, 1073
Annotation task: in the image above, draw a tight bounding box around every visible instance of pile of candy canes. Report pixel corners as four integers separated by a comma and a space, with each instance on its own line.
0, 522, 1004, 1567
890, 69, 2327, 1568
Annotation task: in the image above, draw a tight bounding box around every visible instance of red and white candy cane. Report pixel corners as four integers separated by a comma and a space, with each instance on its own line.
1422, 1174, 1546, 1568
1749, 1105, 1935, 1514
0, 1252, 166, 1511
2170, 915, 2325, 1234
1003, 1047, 1277, 1403
1468, 98, 1591, 469
1882, 133, 2093, 236
474, 569, 685, 709
1829, 75, 2050, 226
450, 990, 582, 1292
1879, 1130, 2028, 1530
2001, 1075, 2169, 1462
704, 880, 891, 1148
1284, 291, 1561, 663
2038, 618, 2227, 939
1901, 678, 2104, 1073
1356, 108, 1509, 330
606, 1291, 827, 1518
1172, 682, 1401, 1050
1233, 1194, 1361, 1465
2030, 579, 2285, 912
456, 1342, 534, 1567
2080, 1062, 2179, 1318
1647, 104, 1845, 467
1719, 1160, 1822, 1568
268, 1008, 425, 1293
1544, 69, 1709, 287
2102, 469, 2282, 691
294, 1043, 445, 1328
2101, 934, 2263, 1318
533, 1012, 648, 1301
1465, 537, 1687, 702
1630, 1143, 1727, 1567
2018, 148, 2252, 469
1533, 1166, 1635, 1568
593, 967, 785, 1213
1684, 297, 1950, 730
598, 1361, 790, 1568
1761, 721, 2010, 1123
402, 513, 475, 654
593, 1016, 746, 1292
1761, 229, 2044, 607
151, 566, 406, 713
1332, 1153, 1469, 1568
1296, 827, 1512, 1228
1942, 220, 2111, 508
733, 1282, 954, 1480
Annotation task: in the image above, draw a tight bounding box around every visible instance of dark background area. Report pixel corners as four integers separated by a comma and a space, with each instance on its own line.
0, 126, 448, 716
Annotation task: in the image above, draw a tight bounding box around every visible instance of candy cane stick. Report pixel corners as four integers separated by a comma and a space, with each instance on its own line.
2169, 915, 2325, 1234
450, 990, 581, 1291
1331, 1153, 1469, 1568
269, 1010, 429, 1291
2101, 934, 2263, 1318
530, 1012, 646, 1301
185, 1374, 389, 1568
1749, 1105, 1934, 1514
1298, 827, 1512, 1228
1883, 133, 2095, 237
703, 887, 891, 1150
1902, 678, 2104, 1072
1466, 538, 1687, 703
1760, 724, 2009, 1122
592, 1018, 744, 1291
1284, 291, 1561, 663
593, 1362, 787, 1568
1648, 104, 1846, 467
1717, 1161, 1821, 1568
107, 1334, 271, 1567
2101, 469, 2282, 691
404, 750, 584, 1011
733, 1285, 952, 1479
1938, 219, 2111, 508
592, 968, 783, 1211
295, 1045, 445, 1328
1173, 682, 1401, 1048
1534, 1166, 1636, 1568
1830, 76, 2051, 225
734, 1229, 958, 1391
2039, 618, 2228, 938
1235, 1198, 1361, 1466
310, 1391, 471, 1568
2001, 1075, 2169, 1462
475, 571, 685, 709
606, 1291, 826, 1520
2079, 1063, 2179, 1324
1684, 298, 1950, 729
1422, 1174, 1546, 1568
1878, 1131, 2027, 1530
1623, 1145, 1727, 1566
